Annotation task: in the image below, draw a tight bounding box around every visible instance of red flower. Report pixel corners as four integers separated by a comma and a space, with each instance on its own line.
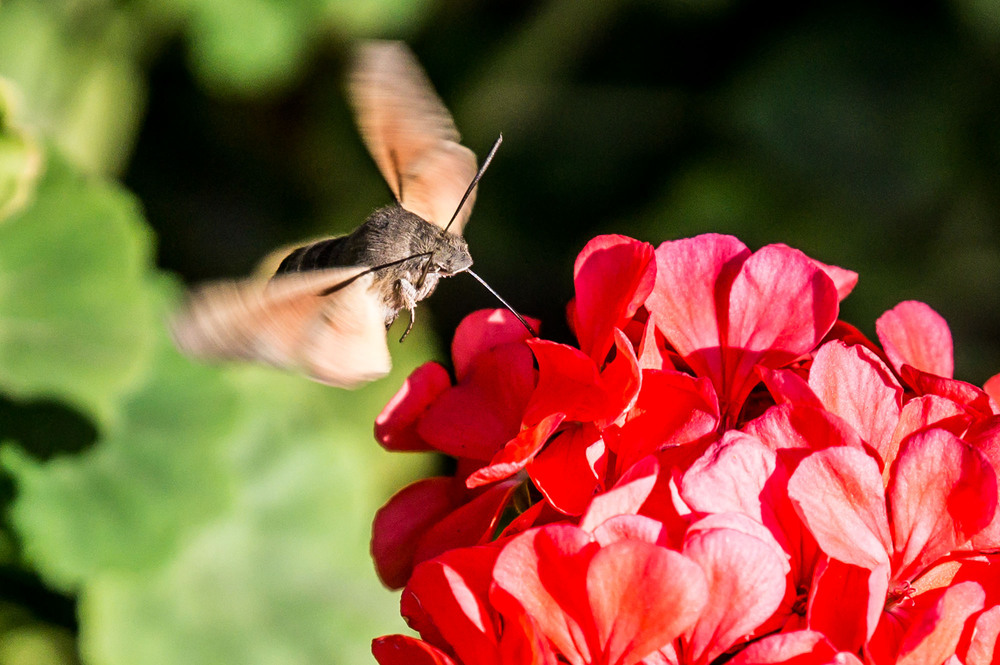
369, 232, 1000, 665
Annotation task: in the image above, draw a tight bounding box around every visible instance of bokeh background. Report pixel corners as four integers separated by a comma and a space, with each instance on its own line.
1, 0, 999, 663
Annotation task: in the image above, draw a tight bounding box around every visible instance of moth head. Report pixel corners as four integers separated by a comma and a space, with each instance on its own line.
432, 231, 473, 275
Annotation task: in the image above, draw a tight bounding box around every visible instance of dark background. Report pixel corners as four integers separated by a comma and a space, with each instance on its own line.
125, 0, 1000, 381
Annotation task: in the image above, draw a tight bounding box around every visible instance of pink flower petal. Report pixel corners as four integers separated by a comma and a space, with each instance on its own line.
646, 234, 750, 391
493, 525, 599, 665
723, 244, 839, 420
451, 309, 540, 382
375, 362, 451, 452
682, 526, 789, 664
744, 403, 866, 454
889, 429, 997, 581
372, 634, 458, 665
573, 235, 656, 362
681, 432, 777, 524
876, 301, 954, 379
728, 630, 853, 665
965, 604, 1000, 665
788, 447, 892, 569
418, 343, 536, 461
580, 455, 660, 532
809, 341, 902, 464
588, 540, 708, 665
872, 581, 985, 665
900, 366, 997, 421
757, 366, 823, 408
985, 374, 1000, 407
591, 513, 670, 547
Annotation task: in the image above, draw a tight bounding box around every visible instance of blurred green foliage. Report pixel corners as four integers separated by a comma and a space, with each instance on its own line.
0, 0, 999, 663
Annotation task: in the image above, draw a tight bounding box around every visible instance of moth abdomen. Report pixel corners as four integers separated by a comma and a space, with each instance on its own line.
274, 237, 349, 275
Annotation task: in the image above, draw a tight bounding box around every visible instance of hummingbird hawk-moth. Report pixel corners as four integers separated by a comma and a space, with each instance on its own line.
171, 41, 528, 387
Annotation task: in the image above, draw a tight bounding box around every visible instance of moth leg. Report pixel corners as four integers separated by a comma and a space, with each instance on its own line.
397, 278, 419, 342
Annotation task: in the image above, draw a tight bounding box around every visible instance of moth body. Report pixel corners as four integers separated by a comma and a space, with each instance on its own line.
273, 204, 472, 327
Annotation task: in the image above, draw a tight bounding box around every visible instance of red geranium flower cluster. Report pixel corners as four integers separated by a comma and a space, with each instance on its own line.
370, 233, 1000, 665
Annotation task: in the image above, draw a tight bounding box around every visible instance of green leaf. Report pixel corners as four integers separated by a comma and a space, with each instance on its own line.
0, 150, 156, 426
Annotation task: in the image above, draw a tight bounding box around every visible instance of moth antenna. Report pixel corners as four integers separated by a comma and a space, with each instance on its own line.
317, 251, 434, 296
443, 134, 503, 234
466, 269, 537, 337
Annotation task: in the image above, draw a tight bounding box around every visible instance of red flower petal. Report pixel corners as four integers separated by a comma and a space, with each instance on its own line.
964, 604, 1000, 665
889, 429, 998, 581
744, 403, 866, 455
372, 477, 467, 588
788, 447, 892, 569
985, 373, 1000, 407
466, 413, 566, 488
756, 366, 823, 408
528, 423, 604, 515
808, 341, 902, 465
452, 309, 540, 382
572, 235, 656, 361
580, 455, 660, 532
418, 343, 536, 461
900, 366, 997, 421
808, 557, 888, 654
401, 547, 502, 665
376, 362, 452, 452
611, 369, 719, 474
372, 635, 458, 665
876, 301, 954, 379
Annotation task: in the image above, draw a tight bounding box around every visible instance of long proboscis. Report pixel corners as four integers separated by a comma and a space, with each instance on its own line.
466, 269, 536, 337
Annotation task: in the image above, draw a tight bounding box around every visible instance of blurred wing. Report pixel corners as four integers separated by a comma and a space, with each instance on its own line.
350, 40, 479, 234
171, 267, 391, 388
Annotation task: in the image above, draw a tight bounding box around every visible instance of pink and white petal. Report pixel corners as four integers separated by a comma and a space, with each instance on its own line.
809, 341, 903, 464
493, 525, 600, 665
744, 403, 866, 455
372, 635, 459, 665
728, 630, 850, 665
889, 429, 997, 581
964, 604, 1000, 665
592, 513, 671, 547
588, 540, 708, 665
876, 301, 954, 379
788, 447, 892, 569
451, 309, 539, 382
682, 527, 789, 665
573, 235, 656, 361
894, 582, 985, 665
723, 244, 840, 418
580, 455, 660, 532
888, 395, 972, 475
681, 432, 776, 524
375, 362, 451, 451
757, 366, 823, 408
646, 234, 750, 386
